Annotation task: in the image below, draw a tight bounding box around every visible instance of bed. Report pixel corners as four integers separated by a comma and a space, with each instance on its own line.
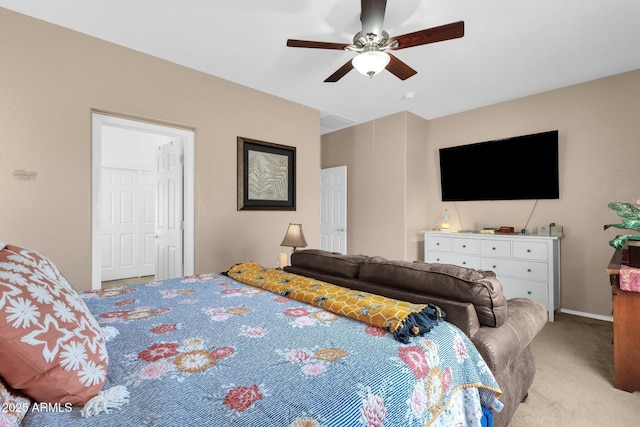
1, 244, 501, 427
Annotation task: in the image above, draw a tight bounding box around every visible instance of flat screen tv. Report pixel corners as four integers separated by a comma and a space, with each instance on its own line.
439, 130, 559, 201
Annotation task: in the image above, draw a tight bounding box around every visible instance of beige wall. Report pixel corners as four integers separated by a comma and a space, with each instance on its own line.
322, 113, 405, 259
0, 9, 320, 291
322, 70, 640, 318
321, 111, 429, 261
405, 113, 430, 260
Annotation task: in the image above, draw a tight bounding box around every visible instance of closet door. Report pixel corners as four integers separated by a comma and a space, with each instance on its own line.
101, 168, 138, 281
101, 168, 156, 281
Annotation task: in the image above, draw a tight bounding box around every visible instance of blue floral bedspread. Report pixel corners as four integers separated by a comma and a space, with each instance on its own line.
21, 273, 501, 427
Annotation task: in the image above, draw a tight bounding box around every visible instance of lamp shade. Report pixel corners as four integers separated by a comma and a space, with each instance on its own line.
352, 50, 390, 78
280, 223, 308, 251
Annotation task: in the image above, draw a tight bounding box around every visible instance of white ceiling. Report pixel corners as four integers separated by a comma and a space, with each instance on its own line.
2, 0, 640, 134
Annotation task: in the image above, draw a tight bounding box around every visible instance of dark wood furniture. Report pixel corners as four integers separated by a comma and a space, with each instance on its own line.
607, 249, 640, 392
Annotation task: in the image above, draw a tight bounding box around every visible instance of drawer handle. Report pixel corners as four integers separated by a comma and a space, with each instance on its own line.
527, 269, 532, 272
462, 244, 466, 248
436, 258, 440, 261
492, 247, 496, 250
527, 291, 532, 295
436, 243, 440, 246
527, 249, 531, 253
462, 261, 466, 265
492, 265, 497, 269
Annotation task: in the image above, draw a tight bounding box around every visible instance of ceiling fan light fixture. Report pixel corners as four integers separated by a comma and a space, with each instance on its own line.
352, 50, 390, 78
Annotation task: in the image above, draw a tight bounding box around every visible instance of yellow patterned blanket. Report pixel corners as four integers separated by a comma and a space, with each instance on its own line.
227, 262, 445, 343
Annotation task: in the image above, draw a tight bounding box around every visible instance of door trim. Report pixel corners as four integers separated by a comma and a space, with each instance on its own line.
91, 113, 195, 290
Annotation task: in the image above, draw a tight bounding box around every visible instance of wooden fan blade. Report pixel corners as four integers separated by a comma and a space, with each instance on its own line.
361, 0, 387, 39
324, 60, 355, 83
287, 39, 349, 50
390, 21, 464, 50
386, 53, 417, 80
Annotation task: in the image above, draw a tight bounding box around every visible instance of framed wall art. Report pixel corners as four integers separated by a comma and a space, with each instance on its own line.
237, 137, 296, 210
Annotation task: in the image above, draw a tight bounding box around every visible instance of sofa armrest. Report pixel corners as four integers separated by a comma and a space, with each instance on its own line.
471, 298, 547, 374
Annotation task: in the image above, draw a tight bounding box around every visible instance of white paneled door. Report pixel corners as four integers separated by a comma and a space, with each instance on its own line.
101, 168, 156, 281
320, 166, 347, 254
155, 140, 184, 280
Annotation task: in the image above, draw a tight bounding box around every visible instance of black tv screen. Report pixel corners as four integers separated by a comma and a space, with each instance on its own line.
439, 130, 559, 201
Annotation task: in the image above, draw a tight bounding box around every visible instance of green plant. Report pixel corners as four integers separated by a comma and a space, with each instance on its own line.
604, 202, 640, 249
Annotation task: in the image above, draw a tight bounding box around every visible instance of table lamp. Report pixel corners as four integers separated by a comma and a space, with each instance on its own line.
281, 223, 308, 252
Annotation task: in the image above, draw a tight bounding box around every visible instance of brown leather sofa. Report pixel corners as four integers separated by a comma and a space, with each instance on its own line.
284, 249, 547, 427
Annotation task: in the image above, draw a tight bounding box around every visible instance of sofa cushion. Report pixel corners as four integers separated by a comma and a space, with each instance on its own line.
358, 257, 508, 327
290, 249, 367, 279
0, 243, 108, 405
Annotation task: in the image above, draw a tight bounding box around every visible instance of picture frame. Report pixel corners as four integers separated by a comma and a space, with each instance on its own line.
237, 137, 296, 210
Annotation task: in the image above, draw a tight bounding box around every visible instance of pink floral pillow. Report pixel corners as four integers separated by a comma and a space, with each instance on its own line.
0, 243, 108, 405
0, 376, 31, 426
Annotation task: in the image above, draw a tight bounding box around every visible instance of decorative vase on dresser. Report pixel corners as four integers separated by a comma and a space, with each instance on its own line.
423, 231, 561, 321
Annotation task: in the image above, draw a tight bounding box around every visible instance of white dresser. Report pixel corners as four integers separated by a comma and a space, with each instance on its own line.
423, 231, 561, 321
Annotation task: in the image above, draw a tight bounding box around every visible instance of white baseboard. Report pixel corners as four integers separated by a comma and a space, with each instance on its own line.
559, 308, 613, 322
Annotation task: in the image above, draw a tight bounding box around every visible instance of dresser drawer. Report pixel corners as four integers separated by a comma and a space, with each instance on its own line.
499, 277, 549, 308
426, 251, 453, 264
452, 238, 479, 255
480, 258, 548, 281
450, 254, 479, 269
513, 241, 548, 261
480, 239, 511, 257
427, 252, 479, 269
427, 236, 451, 252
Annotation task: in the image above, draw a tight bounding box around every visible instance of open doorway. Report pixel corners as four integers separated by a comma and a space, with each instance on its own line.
91, 113, 195, 290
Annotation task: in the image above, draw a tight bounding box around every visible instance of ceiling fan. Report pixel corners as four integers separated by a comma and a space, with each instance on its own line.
286, 0, 464, 82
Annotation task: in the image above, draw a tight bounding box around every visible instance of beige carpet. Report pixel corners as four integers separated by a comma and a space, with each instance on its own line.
102, 275, 154, 288
510, 312, 640, 426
